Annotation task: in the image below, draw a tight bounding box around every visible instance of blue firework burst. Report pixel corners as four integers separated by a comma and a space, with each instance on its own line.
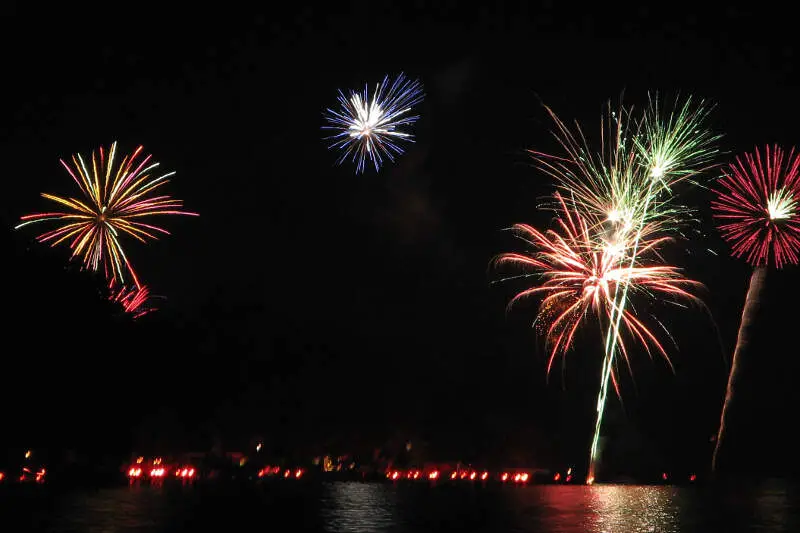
323, 73, 424, 173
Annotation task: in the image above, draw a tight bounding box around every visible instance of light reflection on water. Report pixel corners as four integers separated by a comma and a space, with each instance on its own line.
541, 485, 681, 533
320, 482, 397, 532
4, 480, 798, 532
588, 485, 680, 532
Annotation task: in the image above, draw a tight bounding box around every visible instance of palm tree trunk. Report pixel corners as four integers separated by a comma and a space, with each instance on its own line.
711, 266, 767, 474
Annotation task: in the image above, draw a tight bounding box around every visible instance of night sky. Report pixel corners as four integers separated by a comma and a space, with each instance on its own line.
2, 2, 799, 476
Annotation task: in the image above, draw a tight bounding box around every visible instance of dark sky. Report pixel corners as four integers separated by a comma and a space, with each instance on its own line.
2, 2, 799, 475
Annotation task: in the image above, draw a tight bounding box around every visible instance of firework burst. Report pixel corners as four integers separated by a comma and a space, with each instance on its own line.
494, 193, 704, 394
711, 145, 800, 268
16, 142, 198, 287
323, 73, 424, 173
110, 282, 157, 319
514, 93, 718, 481
531, 96, 718, 246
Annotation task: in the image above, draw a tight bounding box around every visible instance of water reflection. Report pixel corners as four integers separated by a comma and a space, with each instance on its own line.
3, 480, 797, 533
48, 486, 179, 533
587, 485, 679, 533
752, 479, 795, 532
523, 485, 679, 533
320, 482, 397, 532
530, 482, 797, 533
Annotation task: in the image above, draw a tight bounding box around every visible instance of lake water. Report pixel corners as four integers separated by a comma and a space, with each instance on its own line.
4, 480, 799, 532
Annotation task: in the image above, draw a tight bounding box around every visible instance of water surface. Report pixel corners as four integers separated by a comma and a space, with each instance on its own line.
4, 480, 798, 532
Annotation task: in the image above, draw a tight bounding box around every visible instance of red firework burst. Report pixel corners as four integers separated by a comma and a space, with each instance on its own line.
109, 282, 157, 319
711, 145, 800, 268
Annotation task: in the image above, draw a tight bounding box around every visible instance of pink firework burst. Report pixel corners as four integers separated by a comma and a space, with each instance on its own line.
110, 282, 157, 319
711, 145, 800, 268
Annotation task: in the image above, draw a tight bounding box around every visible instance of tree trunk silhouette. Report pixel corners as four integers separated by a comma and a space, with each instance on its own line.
711, 266, 767, 474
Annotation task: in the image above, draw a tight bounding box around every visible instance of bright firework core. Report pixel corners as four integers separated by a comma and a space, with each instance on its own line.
348, 96, 385, 140
603, 240, 625, 258
606, 208, 633, 232
582, 268, 624, 302
651, 164, 665, 179
767, 187, 796, 221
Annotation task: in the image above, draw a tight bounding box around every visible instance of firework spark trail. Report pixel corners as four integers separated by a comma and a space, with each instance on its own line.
710, 145, 800, 473
710, 266, 766, 472
591, 170, 666, 477
589, 178, 657, 480
525, 94, 718, 482
323, 73, 424, 174
586, 96, 719, 481
16, 142, 198, 287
